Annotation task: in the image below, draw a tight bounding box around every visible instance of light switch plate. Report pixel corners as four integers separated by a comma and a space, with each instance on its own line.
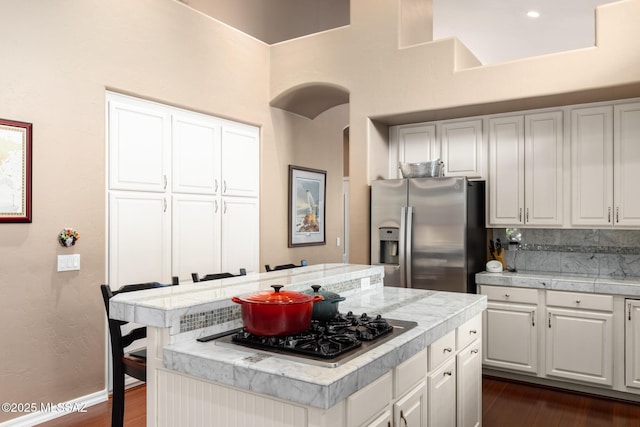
57, 254, 80, 271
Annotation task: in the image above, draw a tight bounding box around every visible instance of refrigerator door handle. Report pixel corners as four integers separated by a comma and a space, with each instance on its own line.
400, 206, 407, 287
406, 206, 413, 288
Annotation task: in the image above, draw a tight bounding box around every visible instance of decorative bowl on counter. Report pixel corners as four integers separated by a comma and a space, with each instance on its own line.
399, 159, 444, 178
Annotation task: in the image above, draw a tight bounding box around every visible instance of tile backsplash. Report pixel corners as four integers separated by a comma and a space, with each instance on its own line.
491, 228, 640, 277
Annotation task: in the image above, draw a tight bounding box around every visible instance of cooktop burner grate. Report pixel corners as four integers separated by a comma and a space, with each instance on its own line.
204, 312, 418, 367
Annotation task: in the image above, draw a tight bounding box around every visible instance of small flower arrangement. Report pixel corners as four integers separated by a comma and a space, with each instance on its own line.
59, 228, 80, 247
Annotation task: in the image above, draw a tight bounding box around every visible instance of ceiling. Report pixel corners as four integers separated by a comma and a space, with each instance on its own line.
184, 0, 618, 64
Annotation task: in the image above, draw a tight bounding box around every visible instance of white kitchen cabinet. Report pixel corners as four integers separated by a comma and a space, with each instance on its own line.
221, 197, 260, 274
440, 119, 484, 180
488, 111, 563, 227
427, 357, 456, 427
107, 92, 260, 283
172, 112, 220, 195
625, 299, 640, 389
613, 102, 640, 227
221, 124, 260, 198
389, 123, 437, 178
366, 410, 392, 427
481, 286, 539, 374
172, 195, 221, 281
347, 371, 392, 427
570, 105, 614, 226
108, 191, 171, 286
457, 340, 482, 427
108, 95, 171, 192
393, 382, 426, 427
545, 291, 613, 386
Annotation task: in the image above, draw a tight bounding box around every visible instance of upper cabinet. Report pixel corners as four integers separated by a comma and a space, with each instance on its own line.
488, 111, 563, 227
571, 102, 640, 228
221, 124, 260, 198
108, 97, 171, 192
389, 119, 485, 180
440, 119, 484, 180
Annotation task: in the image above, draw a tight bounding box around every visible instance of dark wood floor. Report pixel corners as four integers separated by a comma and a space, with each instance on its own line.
37, 377, 640, 426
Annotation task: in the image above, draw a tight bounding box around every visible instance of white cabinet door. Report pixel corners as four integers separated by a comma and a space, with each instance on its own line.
525, 111, 563, 226
172, 113, 220, 195
441, 119, 484, 180
614, 103, 640, 227
483, 302, 538, 374
488, 116, 525, 226
108, 96, 171, 192
172, 195, 221, 282
221, 124, 260, 198
570, 106, 614, 226
457, 341, 482, 427
427, 358, 456, 427
546, 307, 613, 386
625, 299, 640, 389
393, 382, 426, 427
398, 123, 438, 162
108, 191, 171, 286
365, 409, 392, 427
221, 197, 259, 274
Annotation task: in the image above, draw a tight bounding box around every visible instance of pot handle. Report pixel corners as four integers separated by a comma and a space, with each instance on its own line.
231, 296, 243, 304
311, 295, 324, 302
332, 296, 347, 303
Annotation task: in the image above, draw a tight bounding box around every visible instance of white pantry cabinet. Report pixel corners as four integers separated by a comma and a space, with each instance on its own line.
625, 299, 640, 389
480, 286, 539, 375
107, 92, 260, 284
488, 111, 563, 227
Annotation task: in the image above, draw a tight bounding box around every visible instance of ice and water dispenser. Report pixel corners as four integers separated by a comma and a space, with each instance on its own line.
378, 227, 399, 265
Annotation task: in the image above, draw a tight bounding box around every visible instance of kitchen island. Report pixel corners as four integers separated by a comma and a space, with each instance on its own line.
109, 264, 487, 427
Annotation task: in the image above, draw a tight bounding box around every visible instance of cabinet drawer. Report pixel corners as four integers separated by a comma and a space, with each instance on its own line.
481, 285, 538, 304
546, 291, 613, 312
395, 349, 427, 398
457, 314, 482, 350
428, 330, 456, 371
347, 371, 392, 427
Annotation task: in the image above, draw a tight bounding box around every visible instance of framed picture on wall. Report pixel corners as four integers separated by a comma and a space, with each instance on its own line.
0, 118, 32, 223
288, 165, 326, 247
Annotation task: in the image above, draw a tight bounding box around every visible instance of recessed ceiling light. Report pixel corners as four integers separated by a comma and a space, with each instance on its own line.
527, 10, 541, 18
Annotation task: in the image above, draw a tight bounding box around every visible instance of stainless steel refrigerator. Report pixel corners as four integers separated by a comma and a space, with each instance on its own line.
370, 177, 485, 293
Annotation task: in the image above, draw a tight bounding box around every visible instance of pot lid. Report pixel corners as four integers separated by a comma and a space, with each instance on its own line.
234, 284, 318, 304
311, 284, 343, 301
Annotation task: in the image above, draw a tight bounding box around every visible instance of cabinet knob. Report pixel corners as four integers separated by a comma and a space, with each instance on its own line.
444, 347, 452, 353
444, 371, 453, 376
576, 300, 581, 304
504, 294, 510, 298
471, 349, 479, 354
469, 329, 477, 335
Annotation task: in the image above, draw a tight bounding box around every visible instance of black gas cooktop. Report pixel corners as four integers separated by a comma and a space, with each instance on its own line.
200, 311, 418, 368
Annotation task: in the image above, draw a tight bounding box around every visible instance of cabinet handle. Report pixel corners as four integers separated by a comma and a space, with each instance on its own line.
469, 329, 477, 335
608, 207, 612, 223
444, 347, 452, 353
575, 300, 581, 305
387, 423, 391, 427
616, 206, 620, 223
526, 208, 529, 223
223, 180, 227, 194
444, 371, 452, 376
471, 349, 479, 354
629, 303, 632, 321
163, 174, 167, 190
223, 201, 227, 214
504, 294, 510, 298
548, 313, 551, 328
400, 410, 408, 427
532, 311, 535, 327
519, 208, 522, 222
163, 198, 167, 213
214, 200, 218, 213
214, 179, 218, 193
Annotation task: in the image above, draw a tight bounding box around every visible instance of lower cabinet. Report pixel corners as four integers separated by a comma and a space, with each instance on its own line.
428, 357, 456, 427
481, 286, 538, 374
625, 299, 640, 389
457, 342, 482, 427
393, 381, 426, 427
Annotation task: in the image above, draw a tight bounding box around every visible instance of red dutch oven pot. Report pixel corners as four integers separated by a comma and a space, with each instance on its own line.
231, 284, 323, 336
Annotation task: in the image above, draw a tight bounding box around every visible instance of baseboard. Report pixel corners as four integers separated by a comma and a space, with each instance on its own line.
0, 389, 108, 427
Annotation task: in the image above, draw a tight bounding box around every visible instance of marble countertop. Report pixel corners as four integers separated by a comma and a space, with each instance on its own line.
108, 263, 383, 330
162, 286, 486, 409
476, 270, 640, 296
